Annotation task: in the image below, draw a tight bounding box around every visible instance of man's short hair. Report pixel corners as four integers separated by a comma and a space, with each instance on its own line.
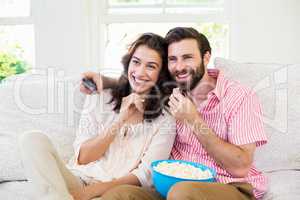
165, 27, 211, 58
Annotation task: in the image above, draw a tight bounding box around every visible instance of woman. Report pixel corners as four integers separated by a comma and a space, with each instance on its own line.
19, 33, 176, 200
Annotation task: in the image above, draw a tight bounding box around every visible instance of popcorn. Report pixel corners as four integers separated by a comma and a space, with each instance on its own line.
154, 161, 213, 180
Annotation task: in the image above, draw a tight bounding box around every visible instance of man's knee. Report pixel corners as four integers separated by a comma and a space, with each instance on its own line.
102, 185, 142, 200
167, 182, 193, 200
167, 182, 206, 200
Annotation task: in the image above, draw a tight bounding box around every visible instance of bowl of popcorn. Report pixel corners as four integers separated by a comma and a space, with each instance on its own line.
151, 160, 216, 197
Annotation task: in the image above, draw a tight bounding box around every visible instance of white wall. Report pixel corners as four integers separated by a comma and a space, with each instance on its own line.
32, 0, 89, 75
32, 0, 300, 74
230, 0, 300, 64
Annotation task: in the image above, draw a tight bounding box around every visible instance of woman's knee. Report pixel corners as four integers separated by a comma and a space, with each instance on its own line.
18, 131, 51, 151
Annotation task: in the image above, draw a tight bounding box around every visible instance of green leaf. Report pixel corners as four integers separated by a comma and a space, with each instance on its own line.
0, 51, 28, 82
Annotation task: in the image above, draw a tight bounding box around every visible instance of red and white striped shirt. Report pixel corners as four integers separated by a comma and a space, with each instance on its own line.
171, 69, 268, 199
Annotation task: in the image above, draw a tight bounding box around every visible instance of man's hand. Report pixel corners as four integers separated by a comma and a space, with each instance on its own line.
168, 88, 200, 123
80, 72, 103, 94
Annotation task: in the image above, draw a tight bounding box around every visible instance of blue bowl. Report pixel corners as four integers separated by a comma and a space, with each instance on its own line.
151, 160, 216, 198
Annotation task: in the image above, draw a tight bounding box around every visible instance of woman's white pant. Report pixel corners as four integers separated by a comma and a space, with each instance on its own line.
19, 131, 86, 200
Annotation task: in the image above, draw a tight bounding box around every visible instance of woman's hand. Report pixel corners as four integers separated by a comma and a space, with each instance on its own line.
71, 181, 114, 200
80, 72, 103, 94
118, 93, 145, 124
70, 186, 93, 200
80, 72, 118, 94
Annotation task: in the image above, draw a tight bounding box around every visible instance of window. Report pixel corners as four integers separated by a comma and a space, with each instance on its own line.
0, 0, 35, 82
87, 0, 229, 77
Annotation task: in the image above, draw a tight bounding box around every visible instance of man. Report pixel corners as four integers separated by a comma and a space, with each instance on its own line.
80, 27, 267, 200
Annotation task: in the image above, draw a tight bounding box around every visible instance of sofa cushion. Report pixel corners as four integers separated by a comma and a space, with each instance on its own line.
0, 72, 86, 182
214, 58, 300, 171
0, 136, 26, 182
0, 181, 33, 200
263, 170, 300, 200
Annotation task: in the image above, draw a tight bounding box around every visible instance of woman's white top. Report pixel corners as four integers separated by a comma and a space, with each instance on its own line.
67, 90, 176, 187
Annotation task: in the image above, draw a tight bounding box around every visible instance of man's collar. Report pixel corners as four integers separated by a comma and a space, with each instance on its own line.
208, 69, 225, 100
191, 69, 225, 101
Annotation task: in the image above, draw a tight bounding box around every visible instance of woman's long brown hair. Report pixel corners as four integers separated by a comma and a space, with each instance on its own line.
109, 33, 175, 121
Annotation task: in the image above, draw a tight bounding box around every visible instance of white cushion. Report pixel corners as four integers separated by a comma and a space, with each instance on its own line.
263, 170, 300, 200
0, 136, 26, 181
214, 58, 300, 171
0, 181, 33, 200
0, 72, 86, 181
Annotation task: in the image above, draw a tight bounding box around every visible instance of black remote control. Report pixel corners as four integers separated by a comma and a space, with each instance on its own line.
82, 78, 97, 93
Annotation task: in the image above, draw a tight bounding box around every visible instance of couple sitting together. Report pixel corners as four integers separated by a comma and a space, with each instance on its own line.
19, 27, 267, 200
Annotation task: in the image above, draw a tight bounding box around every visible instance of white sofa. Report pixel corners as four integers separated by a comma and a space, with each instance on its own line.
0, 58, 299, 199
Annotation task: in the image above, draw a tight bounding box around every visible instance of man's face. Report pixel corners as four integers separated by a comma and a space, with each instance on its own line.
167, 39, 205, 91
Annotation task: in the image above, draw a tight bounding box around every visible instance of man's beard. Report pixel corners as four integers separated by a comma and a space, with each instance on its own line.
174, 62, 205, 94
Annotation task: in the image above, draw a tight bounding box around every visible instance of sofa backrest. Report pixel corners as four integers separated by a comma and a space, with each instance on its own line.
214, 58, 300, 172
0, 72, 85, 166
1, 61, 299, 181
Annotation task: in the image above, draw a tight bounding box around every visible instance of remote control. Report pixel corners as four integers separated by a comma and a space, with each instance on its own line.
82, 78, 97, 93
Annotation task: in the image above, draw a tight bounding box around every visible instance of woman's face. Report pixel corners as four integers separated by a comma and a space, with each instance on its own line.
128, 45, 163, 95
